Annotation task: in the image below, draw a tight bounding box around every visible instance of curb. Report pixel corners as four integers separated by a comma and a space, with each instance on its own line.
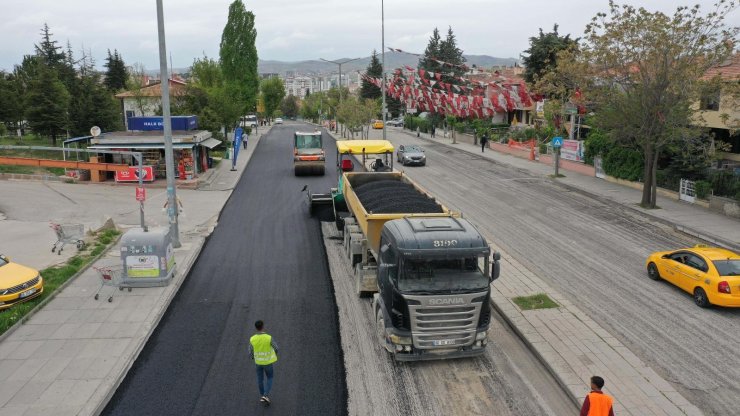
487, 297, 582, 409
0, 233, 123, 343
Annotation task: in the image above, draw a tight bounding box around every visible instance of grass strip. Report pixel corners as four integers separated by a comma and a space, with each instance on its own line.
512, 293, 560, 310
0, 229, 120, 335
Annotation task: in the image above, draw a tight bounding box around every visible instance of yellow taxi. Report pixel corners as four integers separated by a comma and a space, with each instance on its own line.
646, 246, 740, 308
372, 120, 384, 129
0, 254, 44, 310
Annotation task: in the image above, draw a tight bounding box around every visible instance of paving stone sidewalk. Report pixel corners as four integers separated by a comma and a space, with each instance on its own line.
0, 130, 267, 416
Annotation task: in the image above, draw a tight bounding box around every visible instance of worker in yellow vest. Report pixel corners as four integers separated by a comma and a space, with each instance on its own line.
580, 376, 615, 416
249, 320, 279, 405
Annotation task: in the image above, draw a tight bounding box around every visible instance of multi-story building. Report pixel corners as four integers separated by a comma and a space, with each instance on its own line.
696, 53, 740, 168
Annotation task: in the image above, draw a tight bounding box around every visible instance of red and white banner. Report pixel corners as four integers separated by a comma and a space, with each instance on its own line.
116, 166, 155, 182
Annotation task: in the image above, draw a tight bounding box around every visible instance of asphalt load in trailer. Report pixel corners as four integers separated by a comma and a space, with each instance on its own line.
354, 180, 444, 214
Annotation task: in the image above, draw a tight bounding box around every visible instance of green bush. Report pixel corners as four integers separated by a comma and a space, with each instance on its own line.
583, 128, 610, 165
603, 147, 643, 181
694, 180, 712, 199
539, 143, 548, 154
708, 170, 740, 200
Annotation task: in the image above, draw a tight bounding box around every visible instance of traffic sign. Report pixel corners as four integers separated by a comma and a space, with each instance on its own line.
136, 187, 146, 202
551, 136, 563, 148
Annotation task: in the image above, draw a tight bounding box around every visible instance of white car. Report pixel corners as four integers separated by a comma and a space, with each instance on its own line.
275, 118, 284, 124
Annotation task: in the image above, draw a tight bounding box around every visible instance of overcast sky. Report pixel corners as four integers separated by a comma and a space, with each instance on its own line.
0, 0, 737, 72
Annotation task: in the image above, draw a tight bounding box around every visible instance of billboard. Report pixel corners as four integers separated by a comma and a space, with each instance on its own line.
115, 166, 155, 182
127, 116, 198, 131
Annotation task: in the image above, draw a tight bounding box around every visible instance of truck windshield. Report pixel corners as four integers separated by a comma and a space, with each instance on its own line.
295, 134, 322, 149
399, 257, 488, 293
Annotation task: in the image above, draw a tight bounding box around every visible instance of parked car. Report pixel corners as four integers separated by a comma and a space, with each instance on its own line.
0, 254, 44, 310
396, 144, 426, 166
387, 117, 404, 127
275, 117, 284, 124
372, 120, 384, 129
645, 246, 740, 307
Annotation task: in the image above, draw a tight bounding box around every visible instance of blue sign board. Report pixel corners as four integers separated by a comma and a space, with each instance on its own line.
127, 116, 198, 131
551, 136, 563, 148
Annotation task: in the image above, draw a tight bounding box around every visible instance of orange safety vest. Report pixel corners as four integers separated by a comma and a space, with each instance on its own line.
587, 392, 614, 416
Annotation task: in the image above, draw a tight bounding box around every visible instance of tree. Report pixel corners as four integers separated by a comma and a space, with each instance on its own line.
34, 24, 66, 69
104, 49, 128, 91
572, 1, 738, 208
360, 50, 382, 100
189, 55, 241, 135
0, 72, 23, 132
521, 24, 578, 85
280, 94, 299, 119
337, 96, 377, 138
68, 71, 121, 136
220, 0, 259, 115
261, 77, 285, 119
438, 26, 466, 79
126, 63, 149, 116
418, 28, 442, 74
25, 64, 70, 145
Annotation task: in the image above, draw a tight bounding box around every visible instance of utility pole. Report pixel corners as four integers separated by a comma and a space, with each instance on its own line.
156, 0, 180, 247
321, 57, 360, 135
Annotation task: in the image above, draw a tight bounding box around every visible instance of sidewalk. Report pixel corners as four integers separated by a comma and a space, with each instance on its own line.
356, 126, 715, 415
0, 129, 268, 416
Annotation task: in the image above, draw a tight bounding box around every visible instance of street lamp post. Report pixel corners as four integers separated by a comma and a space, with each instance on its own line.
320, 57, 360, 135
381, 0, 387, 141
156, 0, 180, 247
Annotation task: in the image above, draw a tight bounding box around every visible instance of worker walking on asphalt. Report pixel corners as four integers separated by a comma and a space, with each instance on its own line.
249, 320, 279, 405
580, 376, 614, 416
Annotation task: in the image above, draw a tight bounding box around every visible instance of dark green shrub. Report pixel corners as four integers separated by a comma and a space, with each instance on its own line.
583, 128, 610, 165
694, 180, 711, 199
539, 143, 548, 154
603, 147, 643, 181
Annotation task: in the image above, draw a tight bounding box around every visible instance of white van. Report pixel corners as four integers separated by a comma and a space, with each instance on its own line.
240, 115, 258, 128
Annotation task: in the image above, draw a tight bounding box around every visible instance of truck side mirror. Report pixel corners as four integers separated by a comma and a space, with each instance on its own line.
491, 251, 501, 282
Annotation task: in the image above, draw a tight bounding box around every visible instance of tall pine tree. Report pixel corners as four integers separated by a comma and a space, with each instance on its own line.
360, 50, 382, 100
25, 64, 70, 145
418, 28, 442, 73
104, 49, 129, 91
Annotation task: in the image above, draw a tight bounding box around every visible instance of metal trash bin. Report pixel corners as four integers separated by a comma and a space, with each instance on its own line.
120, 227, 176, 287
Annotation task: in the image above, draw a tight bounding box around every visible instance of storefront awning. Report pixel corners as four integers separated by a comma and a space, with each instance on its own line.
87, 143, 194, 150
200, 138, 222, 149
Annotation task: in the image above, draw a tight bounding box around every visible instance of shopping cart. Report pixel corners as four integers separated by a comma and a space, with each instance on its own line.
93, 265, 132, 302
50, 223, 86, 255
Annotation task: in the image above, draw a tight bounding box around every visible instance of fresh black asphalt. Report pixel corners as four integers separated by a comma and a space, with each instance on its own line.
103, 124, 347, 415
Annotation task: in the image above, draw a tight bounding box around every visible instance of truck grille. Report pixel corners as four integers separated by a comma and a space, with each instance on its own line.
404, 293, 484, 349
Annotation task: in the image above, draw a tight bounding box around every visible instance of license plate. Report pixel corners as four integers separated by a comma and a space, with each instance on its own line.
19, 288, 37, 298
433, 340, 456, 346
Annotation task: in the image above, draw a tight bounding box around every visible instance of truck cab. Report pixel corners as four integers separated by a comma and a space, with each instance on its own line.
374, 217, 500, 361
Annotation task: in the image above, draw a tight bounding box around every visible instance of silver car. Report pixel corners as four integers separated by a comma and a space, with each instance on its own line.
397, 144, 426, 166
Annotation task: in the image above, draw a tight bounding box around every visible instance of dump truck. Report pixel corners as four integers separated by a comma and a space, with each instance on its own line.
293, 131, 325, 175
310, 140, 500, 361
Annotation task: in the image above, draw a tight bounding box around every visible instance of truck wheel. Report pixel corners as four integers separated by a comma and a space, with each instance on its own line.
376, 308, 392, 354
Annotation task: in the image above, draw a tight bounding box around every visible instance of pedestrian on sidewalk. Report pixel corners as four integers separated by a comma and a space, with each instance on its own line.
431, 124, 436, 138
242, 132, 249, 149
480, 131, 490, 153
249, 320, 279, 405
580, 376, 614, 416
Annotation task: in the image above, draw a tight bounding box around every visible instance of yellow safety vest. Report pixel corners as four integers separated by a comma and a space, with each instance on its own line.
250, 333, 277, 365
